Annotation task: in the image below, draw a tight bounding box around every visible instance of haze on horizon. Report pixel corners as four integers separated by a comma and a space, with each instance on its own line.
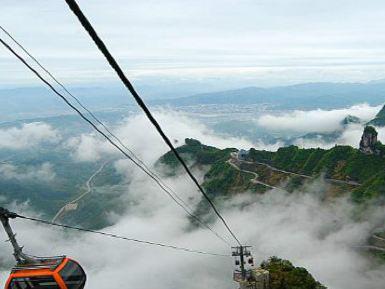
2, 0, 385, 89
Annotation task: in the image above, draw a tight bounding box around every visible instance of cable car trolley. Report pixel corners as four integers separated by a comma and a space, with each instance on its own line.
0, 207, 86, 289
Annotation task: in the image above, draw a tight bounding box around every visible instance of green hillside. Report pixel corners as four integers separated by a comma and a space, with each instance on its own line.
158, 139, 255, 198
159, 138, 236, 168
261, 257, 326, 289
247, 145, 385, 202
0, 147, 125, 228
249, 145, 379, 182
159, 138, 385, 203
369, 104, 385, 126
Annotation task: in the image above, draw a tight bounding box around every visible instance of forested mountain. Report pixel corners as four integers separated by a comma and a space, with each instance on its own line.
159, 128, 385, 205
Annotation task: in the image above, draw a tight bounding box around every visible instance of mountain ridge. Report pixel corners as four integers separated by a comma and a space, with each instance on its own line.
159, 129, 385, 204
369, 104, 385, 126
153, 81, 385, 109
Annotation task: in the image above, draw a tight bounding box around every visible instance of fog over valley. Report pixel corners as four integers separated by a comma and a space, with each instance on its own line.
2, 1, 385, 289
1, 109, 385, 288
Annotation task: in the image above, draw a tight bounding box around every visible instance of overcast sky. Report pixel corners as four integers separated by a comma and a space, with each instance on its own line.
2, 0, 385, 87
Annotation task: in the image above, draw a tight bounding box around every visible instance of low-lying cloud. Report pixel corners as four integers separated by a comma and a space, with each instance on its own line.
0, 122, 60, 150
1, 174, 384, 289
66, 134, 116, 162
254, 103, 385, 149
0, 163, 56, 182
257, 104, 381, 133
1, 108, 385, 289
293, 123, 385, 149
66, 110, 257, 163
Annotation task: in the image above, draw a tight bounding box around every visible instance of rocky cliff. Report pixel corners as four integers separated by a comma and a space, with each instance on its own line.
359, 126, 378, 154
359, 126, 385, 157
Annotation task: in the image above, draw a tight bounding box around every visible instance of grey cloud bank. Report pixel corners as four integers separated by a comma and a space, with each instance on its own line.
2, 0, 385, 86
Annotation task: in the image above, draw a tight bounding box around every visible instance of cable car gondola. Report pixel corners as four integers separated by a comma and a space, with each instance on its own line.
0, 208, 86, 289
5, 256, 86, 289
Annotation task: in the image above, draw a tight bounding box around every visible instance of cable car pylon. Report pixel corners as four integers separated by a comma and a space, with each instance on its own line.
232, 246, 270, 289
0, 207, 87, 289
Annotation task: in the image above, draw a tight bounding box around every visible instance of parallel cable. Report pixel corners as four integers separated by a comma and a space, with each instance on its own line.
0, 25, 142, 170
0, 24, 197, 221
64, 0, 242, 246
13, 213, 230, 257
0, 36, 231, 246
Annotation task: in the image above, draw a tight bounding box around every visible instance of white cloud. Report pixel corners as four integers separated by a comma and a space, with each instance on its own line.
336, 124, 368, 147
293, 123, 385, 149
1, 109, 384, 289
0, 163, 56, 182
1, 106, 384, 289
293, 136, 336, 149
0, 122, 60, 149
375, 126, 385, 143
222, 187, 385, 289
1, 176, 384, 289
257, 104, 381, 133
67, 110, 257, 163
66, 134, 116, 162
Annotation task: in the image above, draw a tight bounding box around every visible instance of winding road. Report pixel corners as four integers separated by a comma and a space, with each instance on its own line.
227, 158, 277, 189
231, 152, 360, 187
372, 234, 385, 242
365, 233, 385, 252
231, 152, 385, 254
52, 161, 108, 223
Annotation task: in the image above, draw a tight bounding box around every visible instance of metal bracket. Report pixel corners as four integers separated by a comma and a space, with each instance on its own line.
0, 207, 18, 219
0, 207, 36, 264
